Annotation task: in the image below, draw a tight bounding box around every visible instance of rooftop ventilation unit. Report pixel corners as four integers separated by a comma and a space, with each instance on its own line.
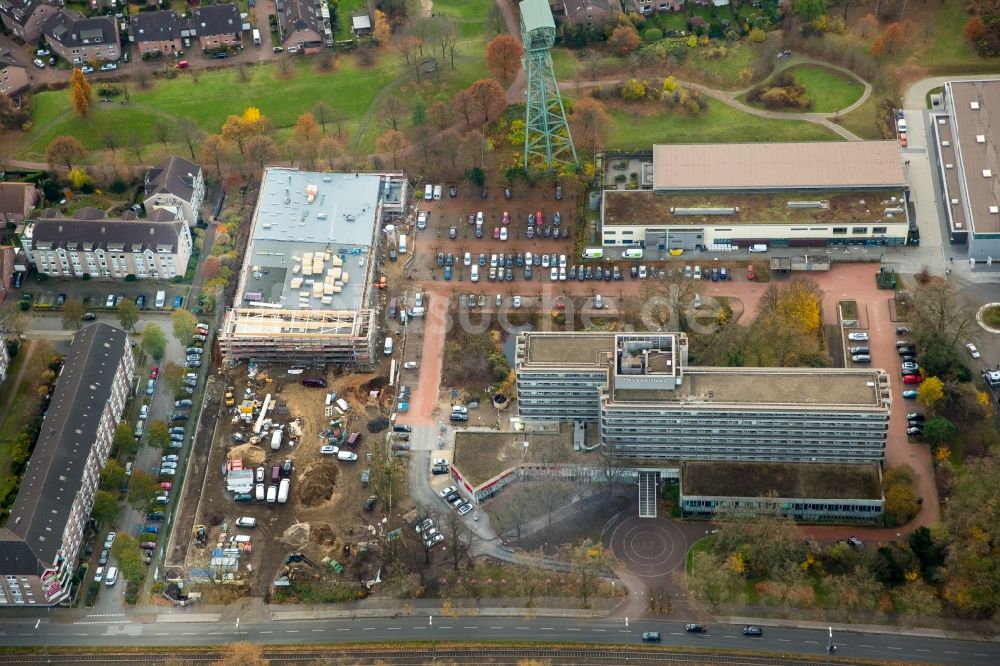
971, 101, 980, 110
977, 135, 987, 143
990, 206, 999, 214
671, 207, 739, 216
787, 200, 829, 209
941, 140, 950, 147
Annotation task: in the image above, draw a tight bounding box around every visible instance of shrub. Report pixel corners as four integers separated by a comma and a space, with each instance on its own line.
981, 304, 1000, 328
108, 178, 128, 194
367, 417, 389, 433
749, 28, 765, 43
643, 28, 663, 43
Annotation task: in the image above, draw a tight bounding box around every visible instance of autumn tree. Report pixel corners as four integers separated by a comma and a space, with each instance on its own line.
376, 129, 410, 169
608, 22, 640, 56
141, 322, 166, 360
147, 419, 171, 451
61, 298, 86, 330
688, 550, 743, 608
114, 421, 139, 457
128, 470, 160, 510
373, 9, 391, 45
292, 112, 321, 168
162, 361, 187, 397
964, 16, 986, 43
117, 300, 140, 332
452, 88, 476, 125
221, 107, 270, 157
880, 22, 906, 54
910, 282, 976, 377
70, 68, 92, 116
46, 135, 87, 169
467, 78, 506, 123
111, 534, 145, 584
246, 134, 278, 170
99, 460, 127, 493
571, 97, 611, 150
174, 117, 204, 161
486, 34, 523, 82
882, 464, 919, 526
91, 490, 122, 526
171, 308, 198, 343
381, 95, 406, 131
201, 134, 228, 179
317, 134, 345, 170
427, 100, 455, 132
917, 376, 945, 411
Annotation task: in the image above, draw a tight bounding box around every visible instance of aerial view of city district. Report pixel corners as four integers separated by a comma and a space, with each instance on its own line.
0, 0, 999, 664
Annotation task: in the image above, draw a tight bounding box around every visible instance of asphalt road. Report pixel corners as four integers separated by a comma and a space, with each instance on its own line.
1, 616, 994, 665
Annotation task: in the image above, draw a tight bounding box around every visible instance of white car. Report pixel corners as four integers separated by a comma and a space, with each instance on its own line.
541, 254, 550, 268
93, 566, 105, 582
967, 343, 981, 359
404, 361, 419, 369
550, 267, 558, 281
558, 254, 567, 268
499, 227, 508, 241
463, 252, 472, 266
416, 211, 428, 230
235, 517, 256, 528
848, 332, 870, 341
81, 65, 94, 74
438, 485, 457, 499
433, 458, 449, 467
513, 295, 521, 309
457, 503, 473, 516
104, 532, 117, 549
693, 265, 702, 280
424, 533, 445, 547
595, 294, 604, 309
320, 445, 338, 455
161, 455, 179, 463
33, 58, 45, 68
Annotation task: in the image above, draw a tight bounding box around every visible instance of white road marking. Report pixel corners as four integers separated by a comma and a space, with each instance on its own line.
593, 629, 606, 632
887, 646, 902, 650
516, 627, 530, 630
285, 630, 299, 633
565, 628, 580, 632
777, 638, 791, 642
311, 629, 324, 632
387, 628, 402, 631
860, 644, 875, 648
804, 640, 819, 644
260, 631, 273, 634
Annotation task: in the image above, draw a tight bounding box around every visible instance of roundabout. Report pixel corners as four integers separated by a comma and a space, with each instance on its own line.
608, 515, 690, 580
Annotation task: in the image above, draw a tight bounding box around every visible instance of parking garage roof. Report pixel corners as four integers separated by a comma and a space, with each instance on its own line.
682, 461, 883, 500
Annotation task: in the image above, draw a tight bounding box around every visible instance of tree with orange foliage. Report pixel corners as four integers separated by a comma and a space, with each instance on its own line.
486, 34, 523, 82
376, 129, 410, 169
467, 79, 506, 123
452, 88, 476, 125
964, 16, 986, 43
608, 23, 640, 56
373, 10, 391, 45
881, 22, 906, 54
70, 68, 92, 117
571, 97, 611, 150
293, 112, 321, 168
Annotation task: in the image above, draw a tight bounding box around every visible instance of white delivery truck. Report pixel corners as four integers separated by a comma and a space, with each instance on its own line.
621, 248, 643, 259
270, 429, 283, 451
749, 244, 768, 253
155, 290, 166, 308
583, 248, 604, 259
399, 234, 408, 255
277, 478, 290, 504
252, 28, 261, 46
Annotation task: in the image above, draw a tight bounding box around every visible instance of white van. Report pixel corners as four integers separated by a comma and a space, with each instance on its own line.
155, 290, 166, 308
622, 248, 643, 259
583, 248, 604, 259
470, 265, 479, 282
104, 566, 118, 587
399, 234, 407, 255
433, 185, 443, 200
252, 28, 261, 45
423, 185, 433, 201
749, 244, 768, 253
384, 336, 394, 355
255, 483, 265, 501
266, 485, 277, 503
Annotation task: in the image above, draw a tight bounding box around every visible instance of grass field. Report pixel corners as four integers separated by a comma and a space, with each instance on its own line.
334, 0, 368, 41
18, 0, 499, 159
835, 92, 884, 140
910, 2, 987, 70
681, 42, 758, 90
603, 97, 840, 149
785, 65, 864, 113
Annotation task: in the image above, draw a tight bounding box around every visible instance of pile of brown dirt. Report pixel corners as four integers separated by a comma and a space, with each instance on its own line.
297, 461, 339, 508
228, 444, 266, 466
282, 522, 310, 548
311, 522, 337, 545
334, 373, 378, 405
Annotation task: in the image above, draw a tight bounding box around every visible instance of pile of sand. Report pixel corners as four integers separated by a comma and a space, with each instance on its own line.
282, 522, 310, 548
298, 461, 339, 508
228, 444, 266, 466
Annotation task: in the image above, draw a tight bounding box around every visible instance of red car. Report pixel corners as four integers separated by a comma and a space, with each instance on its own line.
536, 210, 543, 226
899, 131, 908, 148
149, 366, 159, 379
160, 482, 172, 490
493, 226, 500, 239
140, 542, 156, 550
747, 265, 756, 281
903, 374, 923, 384
502, 211, 510, 225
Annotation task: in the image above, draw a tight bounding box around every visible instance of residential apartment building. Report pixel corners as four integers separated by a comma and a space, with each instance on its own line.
0, 322, 133, 606
21, 207, 192, 279
0, 182, 36, 225
627, 0, 683, 15
551, 0, 616, 27
129, 9, 183, 56
0, 50, 30, 96
679, 461, 885, 524
42, 10, 119, 64
143, 156, 205, 226
191, 3, 242, 50
0, 0, 60, 43
516, 332, 891, 464
219, 168, 408, 367
0, 245, 15, 304
276, 0, 333, 51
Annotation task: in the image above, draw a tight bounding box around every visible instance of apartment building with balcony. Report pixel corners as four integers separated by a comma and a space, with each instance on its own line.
0, 322, 133, 606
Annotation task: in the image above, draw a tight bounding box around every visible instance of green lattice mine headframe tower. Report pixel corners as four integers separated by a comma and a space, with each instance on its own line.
519, 0, 577, 169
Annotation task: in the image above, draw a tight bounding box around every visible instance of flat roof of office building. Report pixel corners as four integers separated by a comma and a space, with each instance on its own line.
612, 368, 886, 407
453, 424, 596, 486
521, 332, 615, 366
944, 81, 1000, 234
681, 461, 883, 500
603, 189, 907, 227
652, 142, 906, 191
240, 168, 383, 313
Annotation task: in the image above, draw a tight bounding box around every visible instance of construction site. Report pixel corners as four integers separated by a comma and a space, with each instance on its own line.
175, 361, 408, 601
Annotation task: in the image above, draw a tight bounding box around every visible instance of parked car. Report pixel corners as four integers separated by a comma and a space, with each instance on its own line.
902, 390, 918, 399
848, 332, 870, 341
967, 343, 981, 359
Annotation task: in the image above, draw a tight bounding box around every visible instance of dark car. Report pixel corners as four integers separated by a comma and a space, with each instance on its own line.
907, 413, 926, 422
146, 511, 165, 521
170, 413, 189, 422
437, 253, 445, 267
82, 312, 97, 321
641, 631, 660, 642
135, 295, 146, 308
212, 51, 228, 59
432, 464, 449, 475
742, 626, 763, 636
449, 185, 457, 198
99, 549, 109, 565
526, 226, 535, 239
480, 188, 488, 199
364, 495, 377, 512
449, 227, 457, 240
505, 186, 512, 199
711, 267, 719, 281
685, 624, 706, 633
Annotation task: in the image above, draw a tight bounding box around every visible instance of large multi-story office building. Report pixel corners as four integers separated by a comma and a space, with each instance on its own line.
516, 332, 891, 464
219, 168, 406, 368
0, 323, 133, 606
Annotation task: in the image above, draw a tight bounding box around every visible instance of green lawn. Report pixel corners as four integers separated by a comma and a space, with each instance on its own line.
786, 65, 864, 114
913, 1, 989, 70
334, 0, 368, 41
551, 48, 582, 81
604, 98, 841, 150
835, 93, 885, 140
682, 41, 758, 90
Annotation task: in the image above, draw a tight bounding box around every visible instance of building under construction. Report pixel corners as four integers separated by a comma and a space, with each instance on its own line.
219, 168, 406, 367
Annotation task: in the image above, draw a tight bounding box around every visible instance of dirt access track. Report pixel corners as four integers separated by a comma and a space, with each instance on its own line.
172, 363, 395, 597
